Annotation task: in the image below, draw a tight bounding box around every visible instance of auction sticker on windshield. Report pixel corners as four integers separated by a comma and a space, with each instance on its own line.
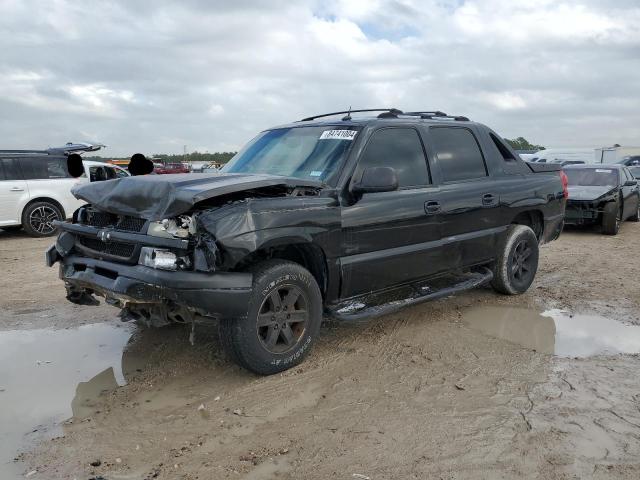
595, 169, 613, 173
319, 130, 358, 140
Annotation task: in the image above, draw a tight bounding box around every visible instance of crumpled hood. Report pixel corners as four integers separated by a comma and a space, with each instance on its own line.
567, 185, 616, 201
71, 173, 322, 220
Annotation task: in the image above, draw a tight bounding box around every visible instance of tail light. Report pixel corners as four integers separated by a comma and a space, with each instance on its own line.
559, 170, 569, 198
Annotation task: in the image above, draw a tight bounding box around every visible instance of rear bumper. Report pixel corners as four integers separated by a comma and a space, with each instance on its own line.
542, 213, 565, 243
57, 254, 253, 319
564, 201, 601, 226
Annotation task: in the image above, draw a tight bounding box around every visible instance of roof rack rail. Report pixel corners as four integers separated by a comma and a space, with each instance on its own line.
299, 109, 470, 122
404, 111, 470, 121
300, 108, 402, 121
0, 149, 48, 155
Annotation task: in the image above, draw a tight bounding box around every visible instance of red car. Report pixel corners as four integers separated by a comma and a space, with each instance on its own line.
153, 162, 190, 174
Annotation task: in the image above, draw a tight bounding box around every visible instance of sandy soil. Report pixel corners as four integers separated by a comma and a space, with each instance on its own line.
2, 221, 640, 479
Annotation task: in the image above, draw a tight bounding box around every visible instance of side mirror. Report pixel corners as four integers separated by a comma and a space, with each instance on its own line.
624, 180, 638, 186
352, 166, 399, 194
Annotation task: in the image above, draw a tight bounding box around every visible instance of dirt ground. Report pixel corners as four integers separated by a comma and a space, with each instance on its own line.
1, 221, 640, 480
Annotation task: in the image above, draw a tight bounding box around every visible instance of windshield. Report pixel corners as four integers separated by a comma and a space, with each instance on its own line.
222, 126, 359, 183
565, 168, 619, 187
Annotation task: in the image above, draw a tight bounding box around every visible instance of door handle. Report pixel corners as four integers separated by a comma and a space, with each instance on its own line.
9, 187, 24, 192
424, 200, 441, 215
482, 193, 497, 206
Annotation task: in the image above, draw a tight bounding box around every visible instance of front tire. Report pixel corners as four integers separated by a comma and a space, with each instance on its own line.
22, 201, 63, 237
602, 201, 621, 235
491, 225, 539, 295
218, 260, 323, 375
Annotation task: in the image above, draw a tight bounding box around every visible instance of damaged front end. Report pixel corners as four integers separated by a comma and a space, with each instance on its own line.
47, 205, 253, 326
46, 171, 329, 327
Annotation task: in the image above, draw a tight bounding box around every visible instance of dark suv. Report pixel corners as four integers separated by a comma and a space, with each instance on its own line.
47, 109, 566, 374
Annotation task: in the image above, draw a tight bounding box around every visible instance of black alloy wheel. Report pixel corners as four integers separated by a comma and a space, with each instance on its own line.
256, 284, 309, 354
510, 238, 535, 290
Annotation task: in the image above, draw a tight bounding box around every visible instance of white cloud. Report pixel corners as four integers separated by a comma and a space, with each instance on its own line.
481, 92, 527, 111
0, 0, 638, 154
67, 84, 136, 113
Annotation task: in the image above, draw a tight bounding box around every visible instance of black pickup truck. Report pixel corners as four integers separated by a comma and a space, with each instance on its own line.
47, 109, 566, 374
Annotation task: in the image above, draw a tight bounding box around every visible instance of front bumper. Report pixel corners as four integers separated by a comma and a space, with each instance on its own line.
564, 200, 602, 225
54, 252, 253, 319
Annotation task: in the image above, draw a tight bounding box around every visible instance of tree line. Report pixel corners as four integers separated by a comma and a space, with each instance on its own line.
503, 137, 545, 151
84, 151, 237, 164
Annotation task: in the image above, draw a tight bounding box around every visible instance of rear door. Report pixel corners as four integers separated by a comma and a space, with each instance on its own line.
423, 125, 502, 269
340, 127, 446, 297
0, 158, 29, 226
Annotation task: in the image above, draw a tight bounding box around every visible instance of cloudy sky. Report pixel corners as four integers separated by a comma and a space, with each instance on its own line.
1, 0, 639, 156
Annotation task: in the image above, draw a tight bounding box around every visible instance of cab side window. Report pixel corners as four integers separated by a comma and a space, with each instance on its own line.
430, 127, 487, 182
104, 167, 118, 180
357, 128, 429, 187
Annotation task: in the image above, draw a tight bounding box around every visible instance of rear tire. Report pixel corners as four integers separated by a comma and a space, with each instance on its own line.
491, 225, 539, 295
602, 202, 621, 235
218, 260, 323, 375
21, 201, 63, 237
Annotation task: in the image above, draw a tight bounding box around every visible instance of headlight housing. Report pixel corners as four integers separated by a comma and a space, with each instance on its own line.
139, 247, 177, 271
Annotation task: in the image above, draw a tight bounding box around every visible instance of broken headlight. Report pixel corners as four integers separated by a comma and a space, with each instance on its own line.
139, 247, 178, 271
147, 215, 195, 239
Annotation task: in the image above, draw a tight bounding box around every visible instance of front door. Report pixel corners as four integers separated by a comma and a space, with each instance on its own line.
340, 127, 445, 297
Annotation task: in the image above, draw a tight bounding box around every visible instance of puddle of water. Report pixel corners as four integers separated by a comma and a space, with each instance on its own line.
0, 322, 136, 477
462, 306, 640, 357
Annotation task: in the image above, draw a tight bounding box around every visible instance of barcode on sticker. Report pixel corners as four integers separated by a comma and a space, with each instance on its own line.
319, 130, 358, 140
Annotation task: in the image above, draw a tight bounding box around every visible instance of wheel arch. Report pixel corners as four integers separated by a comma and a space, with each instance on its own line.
510, 210, 543, 240
22, 197, 66, 220
234, 241, 329, 299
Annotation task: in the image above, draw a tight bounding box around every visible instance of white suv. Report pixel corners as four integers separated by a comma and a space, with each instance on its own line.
0, 154, 128, 237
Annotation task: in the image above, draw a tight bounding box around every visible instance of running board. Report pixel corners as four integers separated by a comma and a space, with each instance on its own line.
328, 267, 493, 322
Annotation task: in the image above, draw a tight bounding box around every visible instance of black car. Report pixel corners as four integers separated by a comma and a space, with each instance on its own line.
564, 164, 640, 234
47, 109, 566, 374
619, 155, 640, 167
